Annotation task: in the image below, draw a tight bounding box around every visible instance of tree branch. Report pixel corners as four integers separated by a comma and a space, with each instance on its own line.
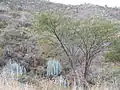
53, 29, 75, 70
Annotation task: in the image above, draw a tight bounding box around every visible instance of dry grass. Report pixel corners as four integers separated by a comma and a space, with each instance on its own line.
0, 77, 114, 90
0, 78, 35, 90
0, 79, 118, 90
0, 66, 119, 90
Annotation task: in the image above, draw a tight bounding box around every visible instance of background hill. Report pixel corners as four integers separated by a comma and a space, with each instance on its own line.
2, 0, 120, 20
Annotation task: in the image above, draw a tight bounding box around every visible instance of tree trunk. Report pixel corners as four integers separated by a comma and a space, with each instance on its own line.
53, 30, 75, 70
83, 57, 90, 90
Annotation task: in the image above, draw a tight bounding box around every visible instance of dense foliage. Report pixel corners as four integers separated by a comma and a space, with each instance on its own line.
31, 12, 118, 89
105, 37, 120, 62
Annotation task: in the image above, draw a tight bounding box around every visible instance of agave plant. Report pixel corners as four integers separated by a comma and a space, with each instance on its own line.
46, 58, 62, 77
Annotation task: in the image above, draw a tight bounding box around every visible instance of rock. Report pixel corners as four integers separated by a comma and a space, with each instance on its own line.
18, 21, 32, 27
9, 11, 21, 19
0, 14, 11, 21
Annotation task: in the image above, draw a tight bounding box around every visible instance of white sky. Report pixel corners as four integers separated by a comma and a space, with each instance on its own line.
50, 0, 120, 7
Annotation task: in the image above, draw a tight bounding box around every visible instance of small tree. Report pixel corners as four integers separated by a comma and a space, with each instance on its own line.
32, 12, 118, 89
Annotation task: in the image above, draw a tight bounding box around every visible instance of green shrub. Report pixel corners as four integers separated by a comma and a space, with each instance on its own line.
0, 21, 8, 29
105, 38, 120, 62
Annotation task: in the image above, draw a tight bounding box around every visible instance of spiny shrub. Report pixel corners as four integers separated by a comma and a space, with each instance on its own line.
46, 59, 62, 77
0, 21, 8, 29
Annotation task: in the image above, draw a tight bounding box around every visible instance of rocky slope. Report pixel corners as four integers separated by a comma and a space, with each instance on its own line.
0, 1, 47, 74
2, 0, 120, 20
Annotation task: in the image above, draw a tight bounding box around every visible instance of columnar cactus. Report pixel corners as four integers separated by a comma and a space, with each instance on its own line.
7, 60, 26, 79
46, 59, 62, 77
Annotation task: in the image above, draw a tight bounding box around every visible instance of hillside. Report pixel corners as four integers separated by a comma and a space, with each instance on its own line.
0, 0, 120, 90
2, 0, 120, 20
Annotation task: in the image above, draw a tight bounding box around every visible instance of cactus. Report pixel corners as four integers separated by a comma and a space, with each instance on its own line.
46, 59, 62, 77
7, 60, 26, 79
